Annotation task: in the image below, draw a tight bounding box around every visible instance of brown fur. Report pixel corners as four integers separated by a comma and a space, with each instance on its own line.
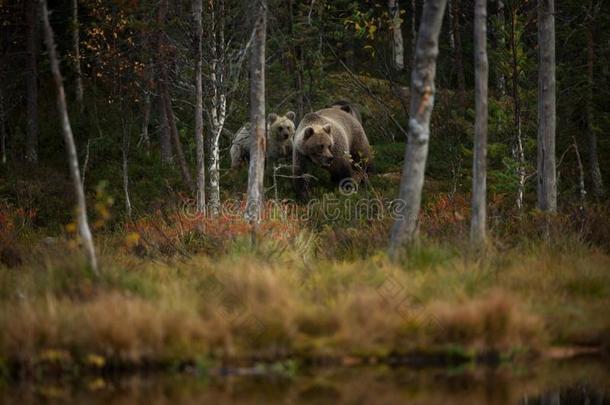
230, 111, 296, 168
293, 108, 372, 199
328, 100, 362, 124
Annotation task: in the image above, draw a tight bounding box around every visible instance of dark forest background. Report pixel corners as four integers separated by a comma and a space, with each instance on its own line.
0, 0, 608, 230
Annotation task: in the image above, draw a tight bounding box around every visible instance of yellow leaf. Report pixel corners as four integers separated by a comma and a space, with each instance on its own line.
85, 354, 106, 368
125, 232, 141, 247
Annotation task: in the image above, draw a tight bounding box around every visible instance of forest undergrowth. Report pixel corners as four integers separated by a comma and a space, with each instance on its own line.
1, 182, 609, 377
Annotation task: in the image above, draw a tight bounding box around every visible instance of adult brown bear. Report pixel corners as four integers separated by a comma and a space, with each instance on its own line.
328, 100, 362, 124
292, 107, 372, 200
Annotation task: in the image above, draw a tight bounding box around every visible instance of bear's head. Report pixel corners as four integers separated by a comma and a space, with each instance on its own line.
301, 123, 334, 167
268, 111, 296, 143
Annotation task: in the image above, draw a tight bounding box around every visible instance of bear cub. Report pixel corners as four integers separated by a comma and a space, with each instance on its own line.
231, 111, 296, 168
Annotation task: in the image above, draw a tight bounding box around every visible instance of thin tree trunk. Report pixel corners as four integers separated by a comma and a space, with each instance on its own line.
289, 0, 305, 121
208, 0, 226, 215
585, 20, 604, 198
72, 0, 83, 107
471, 0, 488, 246
163, 89, 194, 189
41, 0, 98, 274
537, 0, 557, 212
411, 0, 417, 65
572, 136, 586, 210
139, 87, 151, 155
388, 0, 447, 259
26, 2, 38, 164
509, 6, 525, 210
388, 0, 405, 71
159, 93, 173, 164
495, 0, 506, 97
122, 117, 132, 219
0, 89, 6, 164
157, 0, 173, 164
245, 0, 267, 226
193, 0, 206, 213
451, 0, 466, 112
208, 108, 225, 215
448, 0, 455, 49
81, 138, 90, 187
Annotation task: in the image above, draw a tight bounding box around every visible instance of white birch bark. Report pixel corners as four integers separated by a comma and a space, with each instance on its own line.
388, 0, 448, 259
245, 0, 267, 225
509, 6, 525, 210
193, 0, 206, 213
537, 0, 557, 212
471, 0, 488, 245
122, 117, 132, 219
41, 0, 98, 274
207, 0, 227, 216
388, 0, 404, 71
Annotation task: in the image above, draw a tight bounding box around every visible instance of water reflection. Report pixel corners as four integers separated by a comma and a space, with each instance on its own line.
2, 357, 608, 404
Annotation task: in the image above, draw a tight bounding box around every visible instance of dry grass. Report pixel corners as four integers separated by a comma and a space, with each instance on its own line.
1, 231, 609, 373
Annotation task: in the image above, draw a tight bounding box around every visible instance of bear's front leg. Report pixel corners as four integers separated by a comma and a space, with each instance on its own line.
329, 157, 354, 185
293, 152, 311, 201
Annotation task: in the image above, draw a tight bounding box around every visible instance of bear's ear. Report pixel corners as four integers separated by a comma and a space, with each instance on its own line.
268, 113, 278, 124
340, 105, 352, 114
304, 127, 315, 139
285, 111, 296, 122
323, 124, 331, 134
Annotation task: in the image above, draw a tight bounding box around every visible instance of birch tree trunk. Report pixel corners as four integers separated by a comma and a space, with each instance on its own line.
509, 6, 525, 210
193, 0, 206, 213
72, 0, 83, 107
388, 0, 405, 71
245, 0, 267, 226
388, 0, 447, 259
41, 0, 98, 274
471, 0, 488, 245
537, 0, 557, 212
122, 117, 132, 219
585, 20, 605, 198
207, 0, 227, 216
26, 3, 39, 164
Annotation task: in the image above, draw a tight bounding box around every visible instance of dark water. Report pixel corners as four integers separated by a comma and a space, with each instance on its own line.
1, 357, 608, 404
